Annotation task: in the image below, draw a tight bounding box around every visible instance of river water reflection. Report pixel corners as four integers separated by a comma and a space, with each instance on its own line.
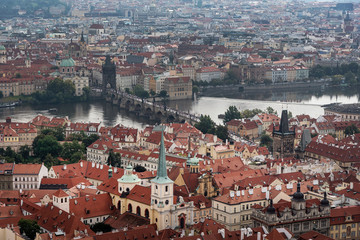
0, 86, 359, 127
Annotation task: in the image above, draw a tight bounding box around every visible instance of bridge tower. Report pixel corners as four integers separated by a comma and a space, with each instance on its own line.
102, 55, 116, 94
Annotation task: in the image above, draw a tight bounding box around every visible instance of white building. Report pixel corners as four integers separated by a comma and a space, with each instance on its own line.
13, 163, 48, 190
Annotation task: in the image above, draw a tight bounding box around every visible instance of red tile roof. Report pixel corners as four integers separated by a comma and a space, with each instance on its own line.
70, 193, 115, 219
126, 185, 151, 205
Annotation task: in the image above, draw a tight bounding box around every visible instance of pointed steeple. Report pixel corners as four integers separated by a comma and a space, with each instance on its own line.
278, 110, 290, 134
151, 129, 173, 184
80, 31, 85, 43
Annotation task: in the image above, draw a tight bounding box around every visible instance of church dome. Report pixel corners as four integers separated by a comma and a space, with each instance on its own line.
117, 165, 140, 183
60, 58, 75, 67
321, 192, 330, 206
266, 199, 276, 214
292, 182, 304, 201
187, 155, 199, 166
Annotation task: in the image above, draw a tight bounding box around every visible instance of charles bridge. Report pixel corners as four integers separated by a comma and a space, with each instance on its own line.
102, 89, 200, 124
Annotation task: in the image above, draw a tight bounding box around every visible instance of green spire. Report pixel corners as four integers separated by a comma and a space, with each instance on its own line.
151, 130, 173, 184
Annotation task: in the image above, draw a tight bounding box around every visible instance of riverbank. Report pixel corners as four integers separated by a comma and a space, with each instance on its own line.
199, 81, 326, 93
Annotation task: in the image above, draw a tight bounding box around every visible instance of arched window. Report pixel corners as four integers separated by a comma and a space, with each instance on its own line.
145, 209, 149, 218
128, 203, 132, 213
117, 201, 121, 210
136, 206, 141, 215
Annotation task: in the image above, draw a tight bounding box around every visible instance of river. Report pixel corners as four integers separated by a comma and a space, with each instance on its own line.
1, 86, 359, 128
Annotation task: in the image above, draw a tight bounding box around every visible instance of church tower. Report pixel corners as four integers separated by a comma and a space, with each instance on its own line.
151, 130, 174, 230
79, 31, 87, 57
272, 110, 295, 158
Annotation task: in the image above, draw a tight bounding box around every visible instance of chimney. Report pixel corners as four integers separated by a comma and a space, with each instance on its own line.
80, 161, 83, 167
257, 232, 261, 240
350, 182, 354, 189
63, 164, 67, 170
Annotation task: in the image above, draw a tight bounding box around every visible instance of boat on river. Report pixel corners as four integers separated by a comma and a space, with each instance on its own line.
0, 101, 19, 108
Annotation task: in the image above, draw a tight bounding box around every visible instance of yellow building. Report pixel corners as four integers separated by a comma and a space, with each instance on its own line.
330, 206, 360, 240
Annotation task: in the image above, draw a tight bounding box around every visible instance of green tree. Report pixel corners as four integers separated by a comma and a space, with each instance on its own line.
61, 140, 84, 161
215, 125, 229, 141
345, 71, 356, 85
0, 91, 3, 99
195, 115, 216, 134
309, 65, 325, 79
134, 165, 147, 172
82, 134, 100, 147
331, 75, 343, 85
81, 86, 90, 101
192, 85, 199, 95
224, 106, 241, 124
18, 219, 40, 240
260, 134, 273, 149
33, 135, 63, 159
19, 145, 31, 160
41, 127, 65, 141
150, 89, 156, 96
266, 106, 277, 115
159, 90, 168, 103
344, 124, 360, 136
43, 153, 58, 168
90, 222, 113, 233
107, 149, 121, 167
241, 108, 263, 118
288, 111, 293, 119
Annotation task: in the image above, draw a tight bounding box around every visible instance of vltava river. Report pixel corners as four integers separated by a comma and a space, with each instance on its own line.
1, 86, 359, 127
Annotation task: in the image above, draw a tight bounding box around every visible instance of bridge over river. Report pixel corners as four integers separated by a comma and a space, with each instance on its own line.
103, 90, 200, 124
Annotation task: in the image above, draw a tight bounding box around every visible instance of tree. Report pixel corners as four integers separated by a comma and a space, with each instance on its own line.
215, 125, 229, 141
159, 90, 168, 101
192, 86, 199, 95
43, 153, 58, 168
107, 149, 121, 167
134, 165, 146, 172
260, 134, 273, 149
91, 222, 113, 233
266, 106, 277, 115
0, 91, 3, 99
241, 108, 263, 118
288, 111, 293, 119
195, 115, 216, 134
61, 140, 84, 161
82, 134, 99, 147
344, 124, 360, 136
345, 71, 356, 85
150, 89, 156, 96
224, 106, 241, 124
19, 145, 31, 160
81, 86, 90, 101
41, 127, 65, 141
33, 135, 63, 159
18, 218, 40, 240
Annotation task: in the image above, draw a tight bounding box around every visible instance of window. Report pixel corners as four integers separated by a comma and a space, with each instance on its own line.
165, 186, 168, 192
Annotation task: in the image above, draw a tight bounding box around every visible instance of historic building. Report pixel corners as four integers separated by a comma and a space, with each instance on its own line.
330, 206, 360, 239
252, 183, 331, 237
101, 131, 195, 231
102, 55, 116, 93
273, 110, 295, 158
164, 76, 192, 100
67, 32, 87, 58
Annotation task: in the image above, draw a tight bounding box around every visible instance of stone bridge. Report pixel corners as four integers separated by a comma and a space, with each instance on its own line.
105, 91, 200, 124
